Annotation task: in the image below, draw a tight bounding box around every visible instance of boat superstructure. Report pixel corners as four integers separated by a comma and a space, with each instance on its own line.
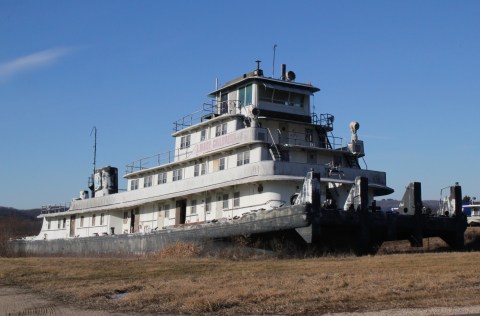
33, 62, 393, 241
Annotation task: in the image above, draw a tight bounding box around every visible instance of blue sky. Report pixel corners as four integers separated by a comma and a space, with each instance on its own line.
1, 0, 479, 209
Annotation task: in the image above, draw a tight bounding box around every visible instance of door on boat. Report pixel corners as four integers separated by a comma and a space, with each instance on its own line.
130, 208, 140, 233
69, 215, 76, 237
175, 200, 186, 225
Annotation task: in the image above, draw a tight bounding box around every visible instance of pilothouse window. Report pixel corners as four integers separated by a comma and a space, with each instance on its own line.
259, 87, 304, 107
238, 85, 252, 108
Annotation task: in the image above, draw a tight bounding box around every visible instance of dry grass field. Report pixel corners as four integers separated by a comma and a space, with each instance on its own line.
1, 228, 480, 315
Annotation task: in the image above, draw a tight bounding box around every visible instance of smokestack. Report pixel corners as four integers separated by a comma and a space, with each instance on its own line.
281, 64, 286, 80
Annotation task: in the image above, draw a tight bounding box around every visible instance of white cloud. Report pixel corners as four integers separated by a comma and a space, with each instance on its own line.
0, 47, 74, 82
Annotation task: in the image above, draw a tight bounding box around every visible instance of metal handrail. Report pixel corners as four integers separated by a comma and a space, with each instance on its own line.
173, 100, 243, 132
266, 128, 281, 159
41, 203, 71, 214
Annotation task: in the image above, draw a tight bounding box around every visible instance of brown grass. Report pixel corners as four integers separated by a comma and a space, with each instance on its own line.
1, 228, 480, 314
2, 250, 480, 315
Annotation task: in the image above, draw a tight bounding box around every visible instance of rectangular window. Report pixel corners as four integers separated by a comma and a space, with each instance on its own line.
215, 123, 227, 137
47, 219, 51, 230
237, 151, 250, 166
62, 218, 66, 229
173, 169, 183, 181
130, 179, 139, 190
290, 93, 304, 107
220, 93, 228, 114
100, 213, 104, 226
194, 164, 200, 177
191, 200, 197, 215
201, 162, 207, 175
219, 158, 225, 170
234, 192, 240, 207
222, 194, 229, 210
238, 84, 253, 108
92, 214, 96, 226
57, 218, 61, 229
158, 172, 167, 184
80, 216, 84, 228
180, 135, 191, 149
200, 129, 207, 141
144, 175, 152, 188
123, 211, 128, 224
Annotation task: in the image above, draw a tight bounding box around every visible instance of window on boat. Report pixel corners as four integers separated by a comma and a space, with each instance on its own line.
92, 214, 96, 226
234, 192, 240, 207
57, 218, 61, 229
220, 93, 228, 114
191, 200, 197, 215
47, 219, 51, 230
163, 204, 170, 218
123, 211, 128, 224
173, 169, 183, 181
219, 158, 226, 170
100, 213, 104, 226
80, 216, 84, 228
194, 163, 207, 177
259, 87, 304, 107
62, 218, 66, 229
238, 84, 252, 108
144, 175, 153, 188
237, 150, 250, 166
222, 194, 229, 209
180, 135, 191, 149
130, 179, 139, 190
158, 172, 167, 184
200, 129, 207, 141
194, 164, 200, 177
215, 123, 227, 137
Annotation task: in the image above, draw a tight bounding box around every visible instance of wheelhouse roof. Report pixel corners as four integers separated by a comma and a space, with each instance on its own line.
208, 71, 320, 97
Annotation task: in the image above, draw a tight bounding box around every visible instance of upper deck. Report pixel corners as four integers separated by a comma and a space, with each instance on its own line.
125, 63, 334, 175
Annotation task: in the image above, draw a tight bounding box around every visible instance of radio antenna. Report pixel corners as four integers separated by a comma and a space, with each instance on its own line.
272, 44, 277, 78
90, 126, 97, 197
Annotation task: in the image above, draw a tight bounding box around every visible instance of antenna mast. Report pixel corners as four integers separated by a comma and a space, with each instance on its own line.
272, 44, 277, 78
89, 126, 97, 197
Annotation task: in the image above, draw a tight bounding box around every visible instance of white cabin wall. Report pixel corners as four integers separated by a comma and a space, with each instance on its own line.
109, 211, 123, 235
139, 204, 156, 232
37, 217, 69, 240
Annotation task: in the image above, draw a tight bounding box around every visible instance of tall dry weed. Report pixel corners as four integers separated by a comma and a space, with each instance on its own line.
150, 241, 204, 259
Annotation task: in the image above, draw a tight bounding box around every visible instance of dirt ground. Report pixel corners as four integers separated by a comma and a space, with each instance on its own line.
0, 285, 134, 316
2, 284, 480, 316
